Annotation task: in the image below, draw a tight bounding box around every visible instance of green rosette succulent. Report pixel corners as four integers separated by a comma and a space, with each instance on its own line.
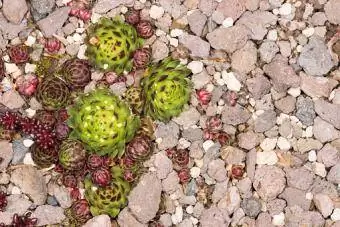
141, 57, 192, 122
67, 88, 140, 157
86, 17, 144, 74
59, 139, 87, 171
84, 166, 130, 217
36, 76, 70, 110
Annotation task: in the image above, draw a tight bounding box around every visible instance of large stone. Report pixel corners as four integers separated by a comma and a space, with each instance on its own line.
296, 96, 316, 126
324, 0, 340, 25
285, 167, 315, 191
128, 173, 162, 223
231, 41, 257, 74
313, 194, 334, 218
10, 165, 47, 205
221, 104, 251, 126
285, 206, 325, 227
93, 0, 134, 13
327, 164, 340, 184
298, 36, 334, 76
30, 0, 55, 21
279, 187, 312, 210
206, 25, 250, 53
300, 73, 338, 98
178, 33, 210, 58
254, 110, 276, 132
246, 75, 271, 99
118, 208, 147, 227
216, 0, 246, 20
313, 117, 339, 143
2, 0, 28, 24
37, 7, 70, 38
314, 99, 340, 129
31, 205, 65, 226
0, 13, 27, 39
188, 10, 207, 36
317, 143, 339, 168
0, 141, 13, 171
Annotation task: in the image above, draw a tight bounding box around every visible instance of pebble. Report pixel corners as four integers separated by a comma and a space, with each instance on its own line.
221, 71, 241, 92
2, 0, 28, 24
331, 208, 340, 221
277, 137, 291, 150
260, 137, 277, 151
190, 167, 201, 178
171, 206, 183, 225
312, 162, 327, 177
279, 3, 292, 15
222, 17, 233, 27
149, 5, 165, 19
23, 139, 34, 148
31, 205, 65, 225
23, 153, 36, 165
187, 61, 204, 74
267, 29, 278, 41
308, 150, 317, 162
313, 193, 334, 218
203, 140, 215, 152
272, 212, 285, 226
256, 151, 278, 165
302, 27, 315, 37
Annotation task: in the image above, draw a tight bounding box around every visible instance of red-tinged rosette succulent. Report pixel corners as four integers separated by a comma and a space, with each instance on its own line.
172, 149, 190, 170
63, 174, 78, 188
34, 127, 57, 150
35, 110, 56, 127
18, 117, 39, 135
206, 116, 222, 132
55, 122, 70, 140
11, 212, 38, 227
123, 169, 137, 183
0, 112, 19, 130
203, 128, 215, 140
87, 154, 103, 170
44, 38, 61, 53
126, 134, 152, 162
0, 57, 5, 80
102, 155, 115, 168
8, 45, 30, 64
91, 167, 112, 187
70, 188, 81, 200
231, 165, 244, 180
196, 89, 211, 105
125, 9, 140, 25
65, 199, 92, 224
104, 72, 118, 85
0, 190, 7, 211
133, 48, 151, 69
166, 147, 176, 159
31, 145, 58, 168
78, 9, 92, 21
178, 168, 190, 184
62, 59, 91, 90
214, 131, 230, 146
15, 74, 39, 97
136, 21, 154, 39
57, 109, 69, 122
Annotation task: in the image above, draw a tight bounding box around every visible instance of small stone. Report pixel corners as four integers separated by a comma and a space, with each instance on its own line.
241, 197, 261, 218
178, 33, 210, 58
207, 159, 227, 182
256, 151, 278, 165
200, 206, 231, 227
30, 0, 55, 21
221, 104, 251, 126
285, 167, 315, 190
149, 5, 164, 19
317, 143, 339, 167
331, 208, 340, 221
173, 107, 200, 128
272, 212, 285, 226
254, 110, 276, 133
188, 10, 207, 36
327, 164, 340, 184
308, 150, 317, 162
191, 70, 210, 89
23, 139, 34, 148
274, 96, 296, 114
151, 40, 169, 61
260, 137, 277, 151
231, 41, 257, 74
221, 71, 242, 91
190, 167, 201, 178
187, 61, 204, 74
171, 206, 183, 225
313, 194, 334, 218
31, 205, 65, 225
220, 146, 246, 165
259, 41, 279, 63
222, 17, 234, 27
154, 152, 173, 180
84, 215, 111, 227
312, 162, 327, 177
237, 131, 260, 150
279, 3, 292, 15
0, 90, 25, 109
314, 99, 340, 129
296, 96, 316, 126
0, 141, 13, 171
324, 0, 340, 24
277, 137, 291, 150
297, 138, 323, 153
267, 29, 278, 41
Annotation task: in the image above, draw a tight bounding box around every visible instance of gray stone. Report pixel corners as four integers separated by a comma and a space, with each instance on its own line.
2, 0, 28, 24
152, 40, 169, 61
182, 128, 203, 142
31, 205, 65, 226
220, 146, 246, 165
298, 36, 334, 76
279, 187, 312, 210
200, 206, 231, 227
246, 149, 256, 180
324, 0, 340, 25
154, 121, 180, 150
241, 197, 261, 217
236, 177, 252, 199
313, 193, 334, 218
0, 13, 27, 39
317, 143, 339, 167
159, 213, 172, 227
65, 43, 80, 56
327, 163, 340, 184
254, 110, 276, 133
10, 165, 47, 205
216, 0, 246, 20
84, 215, 111, 227
253, 165, 286, 201
231, 41, 257, 73
310, 177, 338, 198
285, 206, 325, 227
296, 96, 316, 126
188, 10, 207, 36
259, 41, 279, 63
279, 119, 293, 138
266, 199, 286, 215
191, 70, 210, 90
189, 140, 204, 159
0, 141, 13, 171
236, 10, 277, 40
0, 90, 25, 109
11, 139, 29, 164
207, 159, 227, 182
4, 194, 32, 215
173, 107, 200, 128
285, 167, 315, 191
178, 33, 210, 58
256, 212, 274, 227
206, 25, 250, 53
246, 75, 271, 99
128, 173, 162, 223
178, 219, 193, 227
263, 55, 300, 92
30, 0, 55, 21
51, 184, 72, 208
221, 104, 251, 126
296, 138, 323, 153
212, 180, 228, 203
93, 0, 134, 13
37, 7, 70, 38
237, 131, 260, 150
274, 96, 296, 114
314, 99, 340, 129
117, 208, 147, 227
162, 171, 179, 194
255, 94, 274, 111
198, 0, 217, 16
301, 71, 338, 99
154, 152, 173, 180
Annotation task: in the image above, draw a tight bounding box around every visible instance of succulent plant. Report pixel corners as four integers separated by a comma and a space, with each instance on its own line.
0, 57, 5, 80
86, 17, 144, 74
35, 110, 56, 127
65, 199, 92, 225
8, 45, 30, 64
230, 165, 245, 180
196, 89, 211, 105
126, 134, 152, 162
136, 116, 155, 139
34, 126, 57, 150
34, 56, 59, 78
0, 190, 7, 211
133, 48, 151, 69
55, 122, 70, 140
172, 149, 189, 170
178, 168, 190, 184
67, 88, 140, 157
0, 111, 19, 130
31, 145, 58, 168
87, 154, 103, 170
62, 174, 78, 188
123, 87, 145, 115
59, 139, 87, 171
136, 21, 154, 39
15, 74, 39, 96
0, 126, 15, 141
141, 57, 192, 122
91, 167, 112, 187
84, 166, 130, 217
125, 9, 140, 25
7, 212, 37, 227
44, 38, 61, 53
206, 116, 222, 132
61, 59, 91, 90
56, 108, 69, 122
36, 76, 70, 111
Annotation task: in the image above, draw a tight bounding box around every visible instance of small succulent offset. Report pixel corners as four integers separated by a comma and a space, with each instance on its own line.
141, 57, 192, 122
34, 56, 59, 78
8, 45, 30, 64
86, 17, 144, 74
67, 88, 140, 157
64, 199, 92, 225
36, 76, 70, 110
125, 134, 152, 162
85, 166, 130, 217
31, 145, 58, 168
59, 139, 87, 171
61, 58, 91, 90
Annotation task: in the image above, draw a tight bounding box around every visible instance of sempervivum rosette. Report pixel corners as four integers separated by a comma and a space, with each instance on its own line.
84, 166, 130, 217
61, 58, 91, 90
58, 139, 87, 172
141, 57, 192, 122
86, 17, 144, 74
67, 88, 140, 157
64, 199, 92, 225
31, 145, 58, 168
36, 76, 70, 110
125, 134, 152, 162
